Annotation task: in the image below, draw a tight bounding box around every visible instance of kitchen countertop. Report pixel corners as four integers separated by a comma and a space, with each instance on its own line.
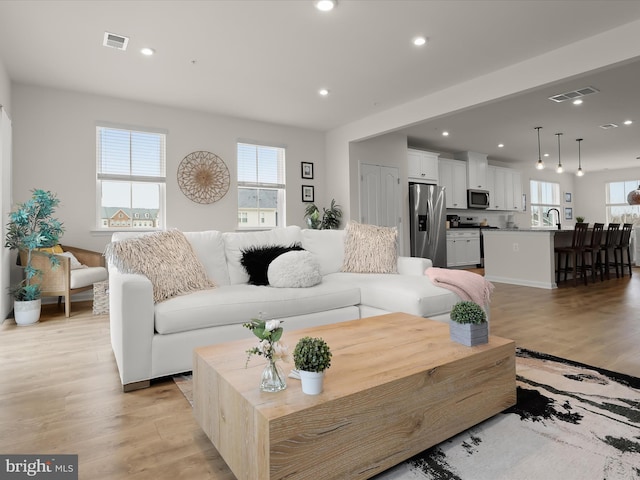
483, 228, 575, 233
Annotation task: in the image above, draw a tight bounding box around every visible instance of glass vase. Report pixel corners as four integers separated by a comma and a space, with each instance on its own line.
261, 358, 287, 392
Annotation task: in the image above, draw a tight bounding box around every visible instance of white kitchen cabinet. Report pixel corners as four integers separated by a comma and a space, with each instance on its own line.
486, 165, 497, 211
455, 151, 488, 189
446, 230, 481, 267
439, 159, 467, 209
488, 166, 523, 211
408, 149, 439, 183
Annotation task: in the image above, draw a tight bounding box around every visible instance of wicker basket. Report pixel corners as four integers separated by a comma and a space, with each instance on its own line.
93, 280, 109, 315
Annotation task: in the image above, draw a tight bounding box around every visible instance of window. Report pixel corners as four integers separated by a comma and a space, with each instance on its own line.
530, 180, 560, 227
606, 180, 640, 225
237, 142, 286, 229
96, 125, 166, 229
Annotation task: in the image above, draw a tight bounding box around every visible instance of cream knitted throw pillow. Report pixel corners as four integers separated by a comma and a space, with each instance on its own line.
341, 221, 398, 274
105, 229, 215, 303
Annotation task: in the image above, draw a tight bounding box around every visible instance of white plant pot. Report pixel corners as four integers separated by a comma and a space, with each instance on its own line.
299, 370, 324, 395
14, 299, 41, 326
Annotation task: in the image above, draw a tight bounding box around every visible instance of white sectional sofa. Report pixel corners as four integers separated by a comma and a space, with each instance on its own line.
108, 225, 462, 391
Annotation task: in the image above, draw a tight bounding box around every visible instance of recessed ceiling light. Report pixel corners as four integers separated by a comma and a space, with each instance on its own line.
544, 153, 550, 157
314, 0, 336, 11
319, 88, 330, 96
498, 143, 504, 148
624, 120, 633, 125
413, 36, 427, 46
572, 99, 583, 105
442, 131, 449, 137
141, 47, 155, 56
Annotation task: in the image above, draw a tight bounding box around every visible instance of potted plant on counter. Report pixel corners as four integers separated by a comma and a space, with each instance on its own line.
304, 199, 342, 230
449, 300, 488, 346
4, 189, 64, 326
293, 336, 332, 395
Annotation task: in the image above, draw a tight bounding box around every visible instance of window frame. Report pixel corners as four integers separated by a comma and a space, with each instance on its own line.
605, 179, 640, 226
529, 179, 561, 228
237, 141, 286, 230
95, 123, 167, 231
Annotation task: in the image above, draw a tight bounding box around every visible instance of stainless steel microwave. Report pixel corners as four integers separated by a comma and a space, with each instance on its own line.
467, 189, 490, 209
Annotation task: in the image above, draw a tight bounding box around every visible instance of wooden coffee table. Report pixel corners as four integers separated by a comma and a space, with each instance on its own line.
193, 312, 516, 480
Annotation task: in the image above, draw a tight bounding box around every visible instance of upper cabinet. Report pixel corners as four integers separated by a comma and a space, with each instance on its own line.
487, 165, 523, 211
408, 148, 439, 183
454, 151, 488, 190
439, 159, 467, 209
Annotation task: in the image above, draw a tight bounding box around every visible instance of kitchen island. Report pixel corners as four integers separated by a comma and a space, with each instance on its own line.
482, 229, 577, 289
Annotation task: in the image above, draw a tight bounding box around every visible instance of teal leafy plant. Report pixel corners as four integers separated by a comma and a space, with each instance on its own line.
293, 336, 332, 373
449, 300, 487, 325
243, 316, 288, 367
304, 199, 342, 230
4, 189, 64, 301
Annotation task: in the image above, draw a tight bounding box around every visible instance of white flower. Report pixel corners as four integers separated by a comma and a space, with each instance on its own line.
257, 339, 270, 354
265, 319, 280, 332
272, 341, 289, 361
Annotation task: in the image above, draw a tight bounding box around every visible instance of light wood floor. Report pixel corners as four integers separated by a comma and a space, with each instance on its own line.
1, 271, 638, 479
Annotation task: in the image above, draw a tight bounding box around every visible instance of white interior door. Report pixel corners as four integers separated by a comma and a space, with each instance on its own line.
359, 163, 402, 248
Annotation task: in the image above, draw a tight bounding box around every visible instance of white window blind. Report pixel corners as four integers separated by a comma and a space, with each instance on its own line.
97, 127, 166, 182
237, 143, 285, 188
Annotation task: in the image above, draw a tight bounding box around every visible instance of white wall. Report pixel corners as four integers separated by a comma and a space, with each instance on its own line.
11, 84, 325, 253
573, 167, 640, 224
0, 57, 12, 320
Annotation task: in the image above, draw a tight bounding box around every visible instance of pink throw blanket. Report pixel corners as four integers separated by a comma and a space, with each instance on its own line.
425, 267, 494, 306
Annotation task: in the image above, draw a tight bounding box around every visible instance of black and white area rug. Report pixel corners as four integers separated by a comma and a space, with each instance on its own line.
175, 349, 640, 480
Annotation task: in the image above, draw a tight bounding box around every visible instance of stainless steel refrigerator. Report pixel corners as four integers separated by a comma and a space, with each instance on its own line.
409, 182, 447, 267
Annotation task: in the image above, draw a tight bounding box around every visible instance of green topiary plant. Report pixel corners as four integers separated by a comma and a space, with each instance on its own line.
450, 301, 486, 325
576, 216, 585, 223
5, 189, 64, 301
293, 336, 332, 373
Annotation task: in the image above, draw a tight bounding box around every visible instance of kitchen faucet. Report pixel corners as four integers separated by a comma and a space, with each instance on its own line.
547, 208, 561, 230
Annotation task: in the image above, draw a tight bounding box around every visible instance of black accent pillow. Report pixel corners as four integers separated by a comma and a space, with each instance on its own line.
240, 244, 304, 285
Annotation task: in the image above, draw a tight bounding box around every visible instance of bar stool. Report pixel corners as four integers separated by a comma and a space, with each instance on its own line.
583, 222, 604, 282
600, 223, 620, 279
555, 222, 589, 286
614, 223, 633, 277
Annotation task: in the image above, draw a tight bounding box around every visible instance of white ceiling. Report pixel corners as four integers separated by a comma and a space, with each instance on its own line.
1, 0, 640, 173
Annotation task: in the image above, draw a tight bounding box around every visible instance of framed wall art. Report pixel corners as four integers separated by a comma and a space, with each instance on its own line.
564, 207, 573, 220
302, 185, 315, 202
565, 192, 572, 203
301, 162, 314, 179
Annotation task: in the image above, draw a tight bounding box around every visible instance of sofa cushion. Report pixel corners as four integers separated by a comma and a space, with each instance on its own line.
69, 266, 108, 289
300, 228, 346, 276
268, 250, 322, 288
323, 272, 460, 318
106, 229, 215, 303
240, 244, 304, 285
154, 282, 360, 334
183, 230, 230, 286
223, 226, 302, 284
342, 222, 398, 274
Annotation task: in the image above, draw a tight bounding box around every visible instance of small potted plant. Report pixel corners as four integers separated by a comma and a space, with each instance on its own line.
4, 189, 64, 325
449, 301, 488, 346
293, 336, 332, 395
576, 216, 585, 223
304, 199, 342, 230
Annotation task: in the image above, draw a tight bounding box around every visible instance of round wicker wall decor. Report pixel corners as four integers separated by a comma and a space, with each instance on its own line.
177, 151, 230, 204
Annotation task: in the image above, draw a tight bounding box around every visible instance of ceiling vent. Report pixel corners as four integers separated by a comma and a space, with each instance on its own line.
548, 86, 599, 103
103, 32, 129, 51
600, 123, 619, 130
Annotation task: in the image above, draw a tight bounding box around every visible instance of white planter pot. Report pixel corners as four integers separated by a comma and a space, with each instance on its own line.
299, 370, 324, 395
14, 299, 41, 326
450, 322, 488, 346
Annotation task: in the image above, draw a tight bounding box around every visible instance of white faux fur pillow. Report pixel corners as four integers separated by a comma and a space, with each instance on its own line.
341, 221, 398, 274
267, 251, 322, 288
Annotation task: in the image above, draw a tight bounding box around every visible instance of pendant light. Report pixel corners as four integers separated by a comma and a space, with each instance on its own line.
576, 138, 584, 177
628, 186, 640, 205
535, 127, 544, 170
555, 133, 563, 173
